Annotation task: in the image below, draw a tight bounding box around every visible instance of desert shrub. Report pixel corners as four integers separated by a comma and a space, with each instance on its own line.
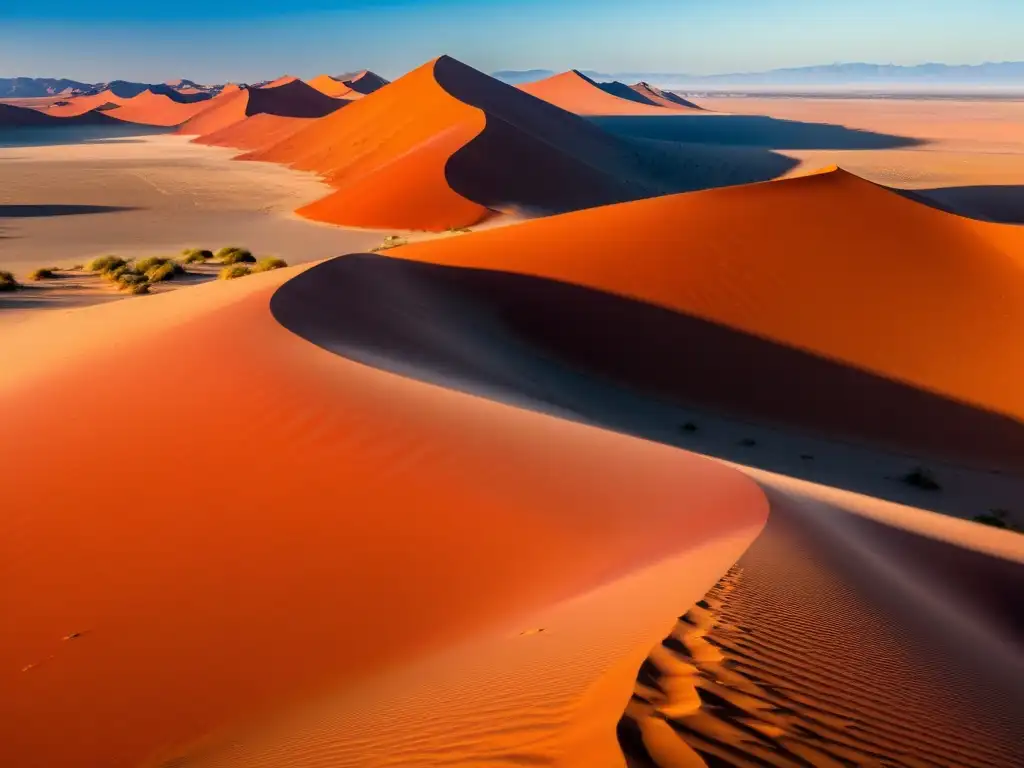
145, 261, 185, 283
902, 467, 941, 491
85, 255, 127, 273
115, 272, 148, 290
445, 226, 472, 234
29, 267, 58, 280
216, 246, 255, 264
127, 282, 151, 295
680, 422, 698, 433
134, 256, 169, 273
739, 438, 757, 447
370, 235, 409, 252
218, 264, 252, 280
253, 257, 288, 272
0, 270, 19, 291
102, 265, 140, 283
181, 248, 213, 264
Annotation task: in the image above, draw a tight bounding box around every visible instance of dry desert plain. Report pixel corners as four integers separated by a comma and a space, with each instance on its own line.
2, 59, 1023, 768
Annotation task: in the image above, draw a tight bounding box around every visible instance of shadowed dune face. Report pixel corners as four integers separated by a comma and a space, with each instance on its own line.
382, 169, 1024, 467
0, 204, 136, 217
0, 266, 766, 768
591, 112, 923, 149
0, 102, 119, 127
521, 70, 700, 115
179, 80, 344, 137
272, 253, 1024, 472
630, 82, 703, 110
308, 70, 389, 99
245, 56, 802, 230
101, 90, 214, 127
902, 184, 1024, 224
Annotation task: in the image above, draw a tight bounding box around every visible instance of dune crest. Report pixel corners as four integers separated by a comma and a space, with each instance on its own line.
179, 79, 344, 137
308, 70, 390, 99
521, 70, 701, 115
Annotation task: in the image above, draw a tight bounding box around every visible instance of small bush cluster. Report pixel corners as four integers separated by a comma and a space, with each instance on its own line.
370, 235, 409, 252
29, 267, 59, 281
254, 257, 288, 272
973, 509, 1020, 532
216, 246, 255, 265
0, 270, 19, 292
85, 255, 127, 273
219, 264, 252, 280
181, 248, 214, 264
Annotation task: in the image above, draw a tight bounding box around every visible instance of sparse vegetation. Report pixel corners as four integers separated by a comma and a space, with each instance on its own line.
739, 438, 757, 447
902, 467, 941, 491
115, 272, 148, 290
29, 267, 59, 281
445, 226, 472, 235
145, 260, 185, 283
216, 246, 255, 264
219, 264, 252, 280
127, 282, 151, 295
85, 255, 127, 273
134, 256, 170, 274
800, 454, 815, 461
680, 422, 699, 433
181, 248, 214, 264
973, 509, 1021, 532
370, 235, 409, 252
0, 270, 20, 291
253, 257, 288, 272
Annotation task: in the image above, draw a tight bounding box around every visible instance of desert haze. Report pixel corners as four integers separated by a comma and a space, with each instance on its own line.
1, 26, 1023, 768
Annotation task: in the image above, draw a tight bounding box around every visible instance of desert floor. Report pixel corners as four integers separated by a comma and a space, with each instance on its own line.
0, 129, 389, 276
697, 96, 1024, 222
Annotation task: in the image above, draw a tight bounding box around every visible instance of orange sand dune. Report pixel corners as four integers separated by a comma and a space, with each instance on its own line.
262, 75, 300, 88
44, 89, 127, 117
629, 81, 702, 110
179, 79, 344, 137
104, 90, 213, 126
246, 56, 718, 230
387, 167, 1024, 469
308, 70, 389, 99
521, 70, 697, 115
0, 266, 766, 768
194, 112, 315, 151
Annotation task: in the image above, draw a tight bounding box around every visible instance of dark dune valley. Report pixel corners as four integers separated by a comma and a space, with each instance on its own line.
2, 16, 1024, 768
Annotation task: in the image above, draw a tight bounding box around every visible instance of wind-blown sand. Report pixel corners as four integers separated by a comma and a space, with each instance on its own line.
0, 132, 386, 278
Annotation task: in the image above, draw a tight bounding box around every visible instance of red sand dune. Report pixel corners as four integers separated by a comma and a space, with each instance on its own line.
521, 70, 697, 115
0, 266, 766, 768
262, 75, 300, 88
194, 112, 315, 151
387, 167, 1024, 469
308, 70, 389, 99
103, 90, 213, 126
245, 56, 704, 230
179, 79, 344, 137
44, 89, 128, 117
0, 102, 118, 126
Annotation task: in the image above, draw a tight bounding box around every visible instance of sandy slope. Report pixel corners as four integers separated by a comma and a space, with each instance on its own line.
0, 102, 118, 127
0, 263, 766, 768
193, 113, 314, 151
384, 167, 1024, 469
102, 90, 213, 126
243, 56, 788, 231
179, 80, 343, 137
307, 70, 389, 99
521, 71, 701, 115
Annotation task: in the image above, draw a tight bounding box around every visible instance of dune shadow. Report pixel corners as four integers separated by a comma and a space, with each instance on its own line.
0, 204, 137, 218
898, 185, 1024, 224
589, 114, 923, 150
0, 123, 174, 148
272, 254, 1024, 479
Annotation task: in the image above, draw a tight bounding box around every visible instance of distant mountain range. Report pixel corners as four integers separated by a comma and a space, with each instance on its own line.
494, 62, 1024, 89
0, 77, 219, 98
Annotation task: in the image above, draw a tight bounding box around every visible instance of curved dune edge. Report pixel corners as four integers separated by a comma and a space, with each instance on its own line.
383, 166, 1024, 469
0, 266, 767, 768
520, 70, 700, 115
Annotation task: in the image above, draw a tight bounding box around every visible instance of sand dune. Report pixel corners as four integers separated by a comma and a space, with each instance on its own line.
521, 70, 701, 115
43, 89, 128, 117
102, 90, 214, 126
382, 167, 1024, 470
244, 55, 775, 230
308, 70, 389, 99
193, 112, 314, 151
629, 82, 703, 110
0, 262, 766, 768
179, 79, 344, 138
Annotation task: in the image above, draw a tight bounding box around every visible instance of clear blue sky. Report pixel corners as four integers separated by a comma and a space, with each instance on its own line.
2, 0, 1021, 82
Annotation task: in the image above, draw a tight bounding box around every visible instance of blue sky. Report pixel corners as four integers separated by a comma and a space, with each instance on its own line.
1, 0, 1021, 82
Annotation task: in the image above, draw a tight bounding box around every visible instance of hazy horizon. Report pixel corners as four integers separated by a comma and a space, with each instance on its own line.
2, 0, 1022, 83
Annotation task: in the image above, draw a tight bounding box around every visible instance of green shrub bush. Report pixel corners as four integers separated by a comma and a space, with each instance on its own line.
254, 257, 288, 272
216, 247, 255, 264
29, 267, 59, 281
902, 467, 941, 491
85, 255, 127, 273
218, 264, 252, 280
145, 261, 185, 283
181, 248, 213, 264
